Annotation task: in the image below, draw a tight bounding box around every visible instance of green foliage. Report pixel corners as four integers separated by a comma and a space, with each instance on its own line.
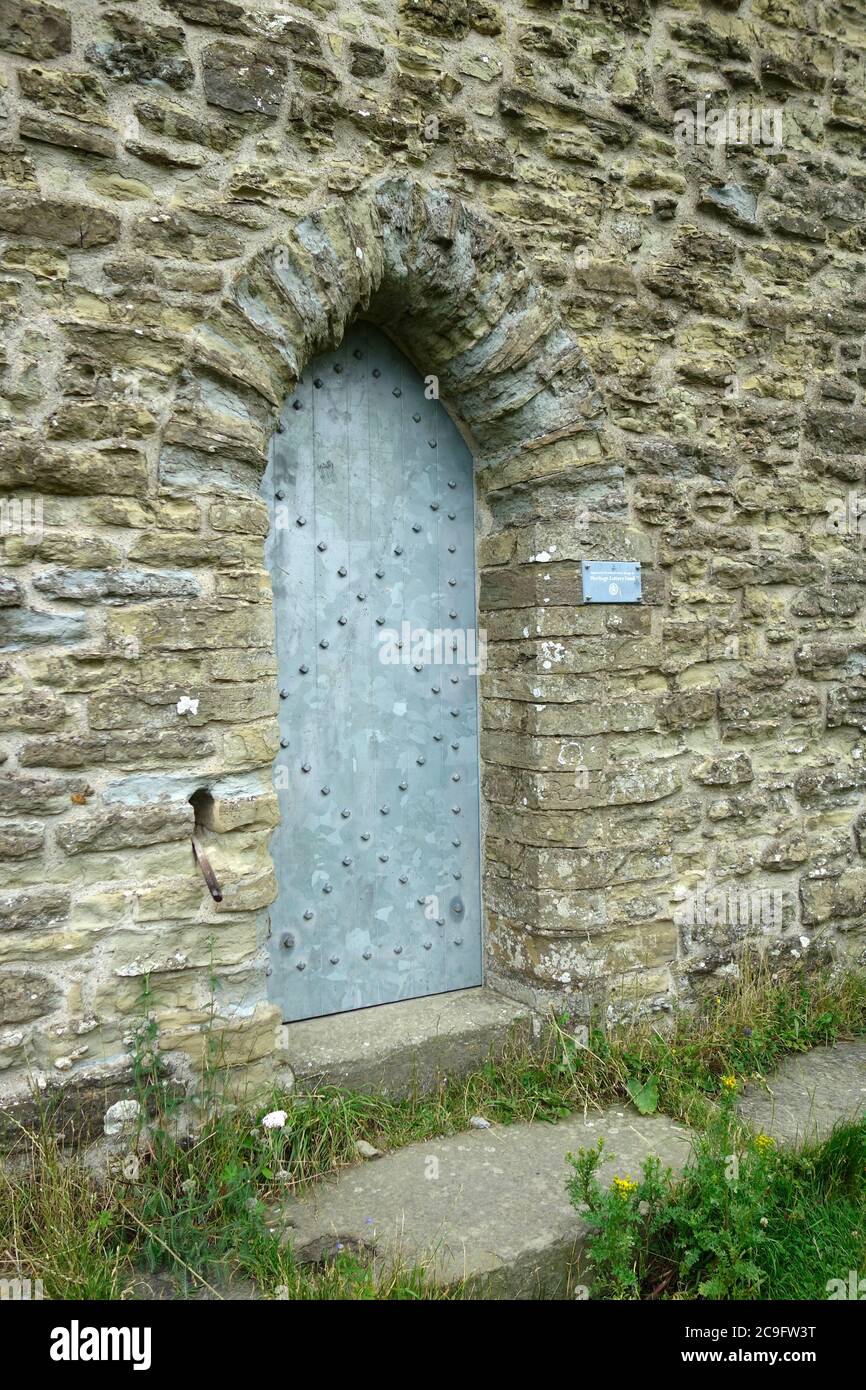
568, 1084, 866, 1301
625, 1075, 659, 1115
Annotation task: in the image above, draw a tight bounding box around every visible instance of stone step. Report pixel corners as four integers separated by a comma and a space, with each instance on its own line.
738, 1039, 866, 1145
283, 986, 537, 1099
284, 1107, 693, 1298
282, 1038, 866, 1298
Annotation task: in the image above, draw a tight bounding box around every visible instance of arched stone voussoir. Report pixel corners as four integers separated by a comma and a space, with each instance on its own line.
200, 175, 605, 474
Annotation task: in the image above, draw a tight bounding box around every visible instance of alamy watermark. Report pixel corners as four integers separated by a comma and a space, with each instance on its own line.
50, 1321, 151, 1370
0, 1276, 43, 1300
378, 621, 487, 675
674, 97, 783, 151
826, 1270, 866, 1299
0, 495, 43, 541
674, 884, 783, 931
821, 490, 866, 539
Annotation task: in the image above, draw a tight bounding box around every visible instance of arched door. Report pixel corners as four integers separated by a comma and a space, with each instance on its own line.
262, 322, 483, 1022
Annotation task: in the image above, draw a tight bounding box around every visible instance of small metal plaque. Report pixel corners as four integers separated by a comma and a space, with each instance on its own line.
582, 560, 642, 604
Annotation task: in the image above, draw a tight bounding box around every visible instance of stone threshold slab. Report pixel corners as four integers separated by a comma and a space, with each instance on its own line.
282, 986, 537, 1098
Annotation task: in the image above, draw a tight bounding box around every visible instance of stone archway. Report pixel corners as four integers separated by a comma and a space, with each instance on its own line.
0, 177, 606, 1122
138, 176, 605, 1088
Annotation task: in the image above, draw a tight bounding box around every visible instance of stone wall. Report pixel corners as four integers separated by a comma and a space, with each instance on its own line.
1, 0, 865, 1114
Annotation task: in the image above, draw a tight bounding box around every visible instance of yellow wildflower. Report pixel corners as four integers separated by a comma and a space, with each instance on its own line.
721, 1074, 738, 1091
612, 1176, 638, 1198
755, 1133, 775, 1152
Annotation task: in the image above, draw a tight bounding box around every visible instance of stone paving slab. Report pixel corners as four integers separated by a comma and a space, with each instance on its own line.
738, 1040, 866, 1146
284, 1106, 693, 1298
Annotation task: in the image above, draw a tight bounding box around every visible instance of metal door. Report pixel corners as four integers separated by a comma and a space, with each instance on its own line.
262, 322, 482, 1022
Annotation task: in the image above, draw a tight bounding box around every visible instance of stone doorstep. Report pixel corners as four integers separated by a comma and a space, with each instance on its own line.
282, 986, 539, 1099
284, 1108, 694, 1299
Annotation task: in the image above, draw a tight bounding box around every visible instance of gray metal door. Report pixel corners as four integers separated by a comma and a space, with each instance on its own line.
262, 322, 482, 1022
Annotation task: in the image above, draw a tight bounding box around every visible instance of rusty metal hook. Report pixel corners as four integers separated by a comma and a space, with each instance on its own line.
191, 835, 223, 903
